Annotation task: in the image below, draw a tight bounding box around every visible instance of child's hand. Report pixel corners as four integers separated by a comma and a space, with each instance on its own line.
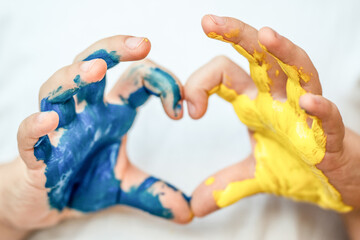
6, 35, 192, 232
186, 15, 360, 217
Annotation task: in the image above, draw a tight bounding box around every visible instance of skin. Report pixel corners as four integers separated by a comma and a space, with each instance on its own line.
1, 14, 359, 240
0, 35, 192, 240
186, 15, 360, 239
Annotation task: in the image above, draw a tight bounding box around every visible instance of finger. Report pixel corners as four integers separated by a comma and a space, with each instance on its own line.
39, 59, 107, 127
114, 137, 193, 223
202, 15, 288, 100
107, 59, 184, 119
202, 15, 260, 56
300, 93, 345, 154
73, 36, 151, 104
17, 111, 59, 169
39, 59, 107, 103
74, 35, 150, 64
191, 156, 261, 217
119, 164, 193, 224
258, 27, 322, 95
185, 55, 254, 119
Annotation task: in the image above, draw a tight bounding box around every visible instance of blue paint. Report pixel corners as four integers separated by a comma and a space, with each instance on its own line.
34, 135, 52, 161
48, 75, 87, 103
34, 49, 188, 219
83, 49, 120, 69
77, 49, 120, 104
118, 176, 173, 218
126, 87, 151, 108
76, 78, 106, 104
119, 66, 183, 117
144, 67, 182, 110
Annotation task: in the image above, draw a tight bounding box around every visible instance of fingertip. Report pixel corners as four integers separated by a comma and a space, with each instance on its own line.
186, 101, 197, 118
190, 189, 217, 218
37, 111, 60, 134
170, 193, 194, 224
74, 35, 152, 64
184, 81, 209, 120
17, 111, 59, 164
184, 80, 206, 120
299, 93, 322, 116
47, 110, 60, 130
166, 101, 184, 120
186, 101, 203, 120
158, 68, 184, 121
91, 58, 107, 80
201, 14, 226, 36
201, 14, 211, 32
80, 59, 107, 83
124, 36, 151, 60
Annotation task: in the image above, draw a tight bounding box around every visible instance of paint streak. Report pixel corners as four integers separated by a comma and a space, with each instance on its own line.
144, 67, 181, 109
34, 49, 187, 218
207, 32, 352, 212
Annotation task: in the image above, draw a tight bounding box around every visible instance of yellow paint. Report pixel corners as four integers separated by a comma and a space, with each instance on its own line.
275, 70, 280, 77
224, 29, 240, 38
207, 32, 352, 212
205, 176, 215, 186
223, 73, 232, 87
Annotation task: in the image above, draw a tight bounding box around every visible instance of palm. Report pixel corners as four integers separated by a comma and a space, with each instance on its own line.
208, 33, 351, 212
189, 17, 352, 217
32, 49, 186, 219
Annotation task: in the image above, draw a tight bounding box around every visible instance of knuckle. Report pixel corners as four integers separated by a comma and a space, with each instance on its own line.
73, 53, 81, 63
17, 119, 27, 143
212, 55, 232, 66
238, 20, 246, 37
138, 58, 155, 66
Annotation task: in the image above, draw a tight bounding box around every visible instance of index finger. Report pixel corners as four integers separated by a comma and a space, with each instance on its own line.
202, 15, 261, 60
185, 56, 254, 119
203, 15, 321, 95
40, 35, 151, 105
74, 35, 151, 64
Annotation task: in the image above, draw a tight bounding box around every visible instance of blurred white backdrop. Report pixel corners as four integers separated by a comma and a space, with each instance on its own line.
0, 0, 359, 239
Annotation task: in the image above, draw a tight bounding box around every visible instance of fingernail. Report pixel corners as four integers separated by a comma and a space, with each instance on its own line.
209, 14, 227, 26
187, 102, 196, 116
80, 59, 97, 72
125, 37, 146, 49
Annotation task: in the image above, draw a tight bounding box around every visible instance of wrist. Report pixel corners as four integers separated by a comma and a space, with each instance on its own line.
0, 218, 30, 240
342, 210, 360, 240
0, 158, 32, 238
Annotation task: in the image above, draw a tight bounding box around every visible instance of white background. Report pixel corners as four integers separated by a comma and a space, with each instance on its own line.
0, 0, 359, 239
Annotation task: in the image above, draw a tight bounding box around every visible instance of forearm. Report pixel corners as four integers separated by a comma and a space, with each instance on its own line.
0, 159, 31, 240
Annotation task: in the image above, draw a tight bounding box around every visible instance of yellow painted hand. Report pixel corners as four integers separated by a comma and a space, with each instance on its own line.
187, 15, 354, 217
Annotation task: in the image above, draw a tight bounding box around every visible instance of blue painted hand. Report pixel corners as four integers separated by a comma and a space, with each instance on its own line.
24, 36, 192, 225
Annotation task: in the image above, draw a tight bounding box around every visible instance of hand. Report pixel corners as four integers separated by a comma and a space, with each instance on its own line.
1, 35, 192, 234
186, 15, 360, 217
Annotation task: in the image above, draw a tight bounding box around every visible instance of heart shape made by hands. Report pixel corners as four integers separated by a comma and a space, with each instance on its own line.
19, 17, 353, 231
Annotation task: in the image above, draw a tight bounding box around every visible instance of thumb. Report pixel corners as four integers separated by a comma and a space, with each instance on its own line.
191, 155, 262, 217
